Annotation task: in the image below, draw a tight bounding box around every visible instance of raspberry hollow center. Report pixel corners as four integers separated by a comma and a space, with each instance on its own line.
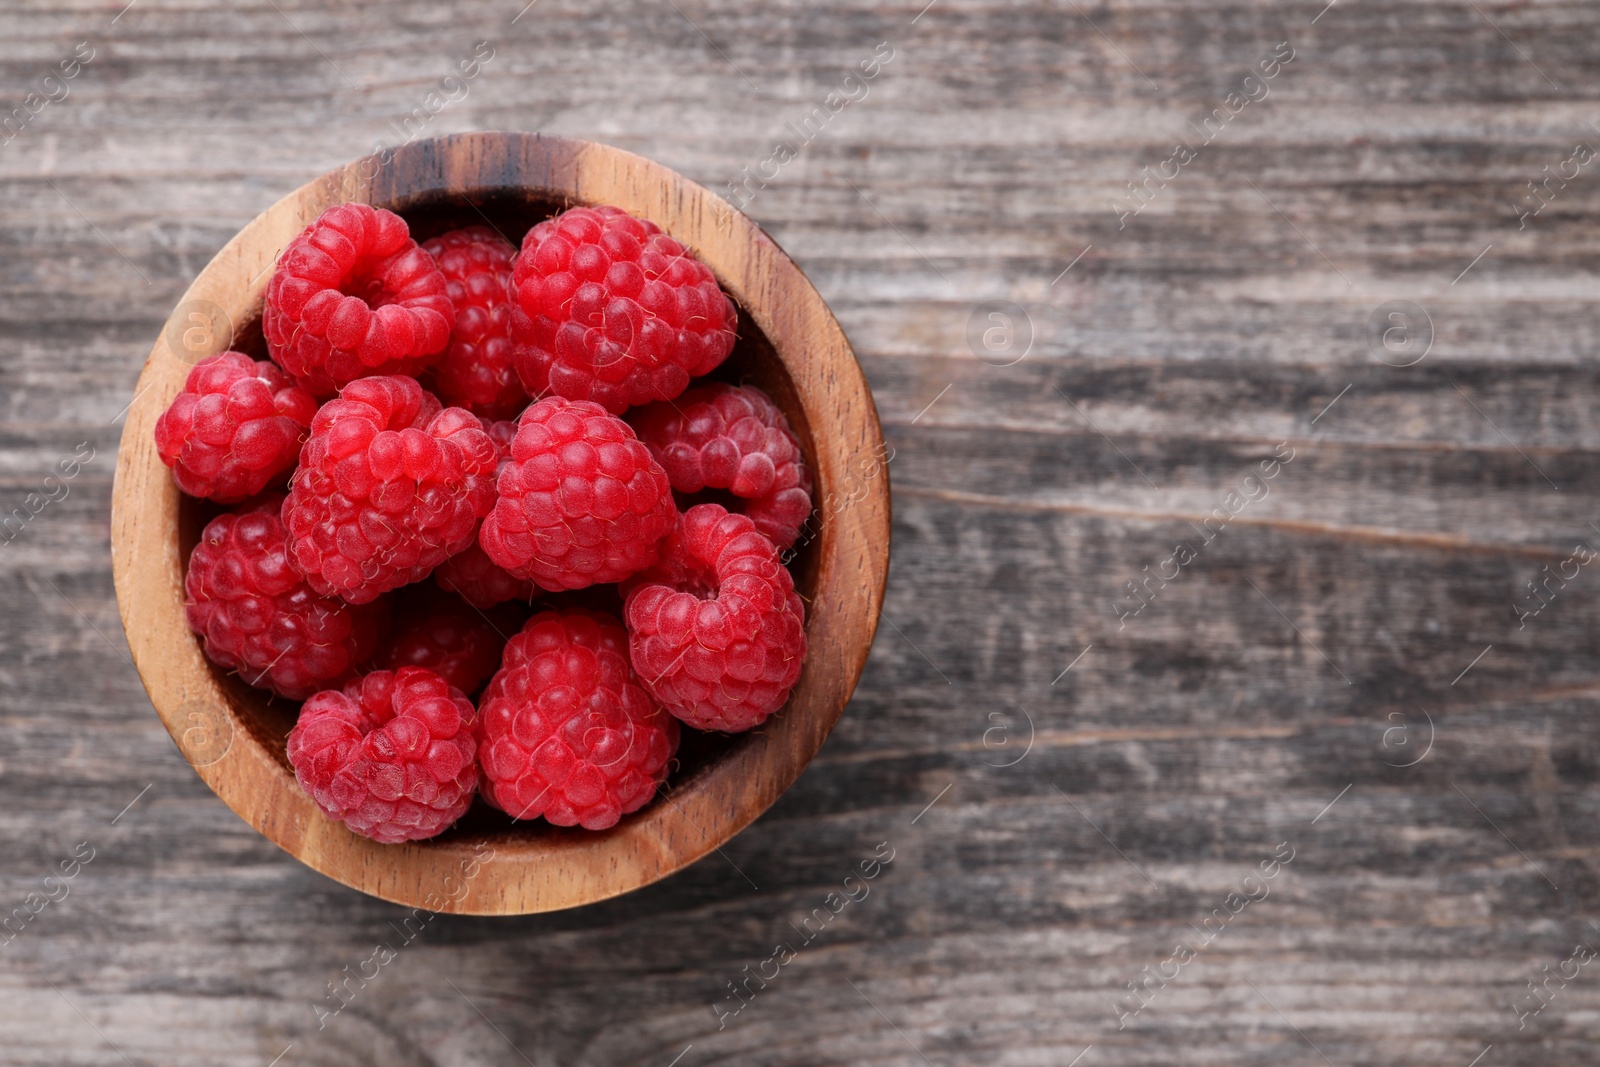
675, 558, 719, 601
341, 267, 397, 310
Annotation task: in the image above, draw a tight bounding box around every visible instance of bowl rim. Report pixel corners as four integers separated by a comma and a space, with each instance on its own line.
109, 132, 890, 915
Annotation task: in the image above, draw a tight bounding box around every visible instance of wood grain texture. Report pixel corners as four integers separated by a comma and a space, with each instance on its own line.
5, 0, 1600, 1062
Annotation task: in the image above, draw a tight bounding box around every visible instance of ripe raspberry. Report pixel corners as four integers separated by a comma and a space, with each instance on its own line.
479, 610, 678, 830
631, 383, 812, 550
623, 504, 805, 733
510, 205, 738, 414
154, 351, 317, 503
433, 542, 535, 609
481, 416, 519, 464
421, 226, 527, 419
185, 496, 389, 700
480, 396, 676, 591
282, 375, 497, 605
430, 416, 531, 608
264, 203, 454, 396
376, 588, 519, 695
287, 667, 479, 844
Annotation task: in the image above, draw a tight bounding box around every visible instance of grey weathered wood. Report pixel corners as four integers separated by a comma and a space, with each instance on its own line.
3, 0, 1600, 1063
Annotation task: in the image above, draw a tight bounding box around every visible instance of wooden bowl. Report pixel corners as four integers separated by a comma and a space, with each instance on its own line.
110, 133, 889, 915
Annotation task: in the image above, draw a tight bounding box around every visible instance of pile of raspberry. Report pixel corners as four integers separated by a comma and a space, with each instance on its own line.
156, 202, 814, 844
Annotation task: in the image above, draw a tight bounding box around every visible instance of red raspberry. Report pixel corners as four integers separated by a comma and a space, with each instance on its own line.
184, 496, 389, 700
376, 588, 518, 695
433, 542, 535, 609
480, 396, 675, 591
421, 227, 527, 420
623, 504, 805, 733
510, 205, 738, 414
481, 416, 519, 463
631, 383, 812, 550
282, 376, 497, 605
264, 203, 454, 396
479, 610, 678, 830
154, 351, 317, 503
431, 416, 532, 608
287, 667, 479, 844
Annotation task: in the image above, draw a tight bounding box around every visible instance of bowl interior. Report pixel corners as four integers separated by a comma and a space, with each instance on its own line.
177, 188, 826, 849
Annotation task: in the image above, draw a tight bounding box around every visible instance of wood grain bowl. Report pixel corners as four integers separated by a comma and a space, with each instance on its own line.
109, 133, 890, 915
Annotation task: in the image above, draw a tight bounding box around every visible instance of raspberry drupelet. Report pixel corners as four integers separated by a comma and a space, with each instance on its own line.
433, 542, 535, 609
421, 226, 527, 420
184, 496, 389, 700
154, 351, 317, 503
281, 375, 498, 605
287, 667, 479, 844
623, 503, 806, 733
478, 609, 678, 830
630, 382, 813, 550
376, 587, 520, 695
479, 396, 676, 592
264, 203, 454, 397
509, 205, 738, 414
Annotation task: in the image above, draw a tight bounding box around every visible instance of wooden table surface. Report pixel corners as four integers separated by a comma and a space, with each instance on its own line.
4, 1, 1599, 1064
